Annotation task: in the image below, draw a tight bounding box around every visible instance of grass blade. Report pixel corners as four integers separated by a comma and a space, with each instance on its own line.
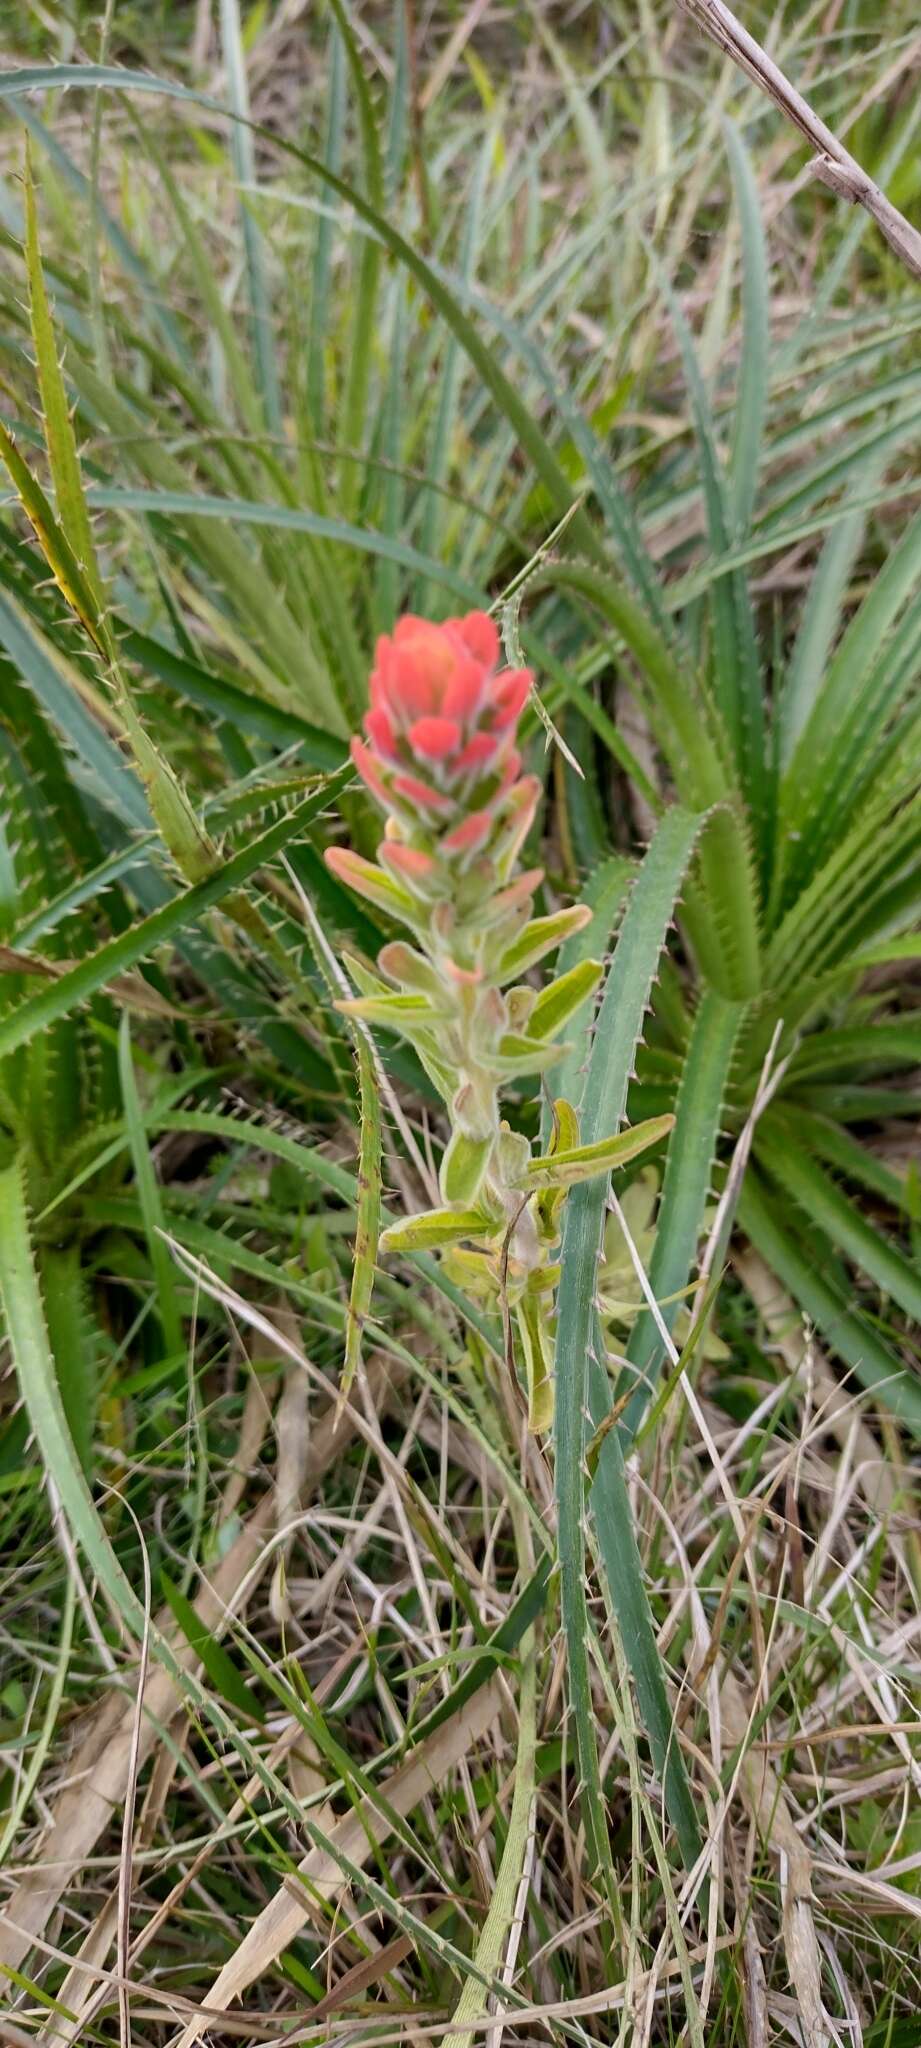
341, 1039, 382, 1406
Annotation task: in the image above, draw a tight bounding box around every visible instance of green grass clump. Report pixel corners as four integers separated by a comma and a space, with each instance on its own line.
0, 3, 920, 2040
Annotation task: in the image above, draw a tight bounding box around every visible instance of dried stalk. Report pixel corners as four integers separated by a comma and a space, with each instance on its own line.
677, 0, 921, 282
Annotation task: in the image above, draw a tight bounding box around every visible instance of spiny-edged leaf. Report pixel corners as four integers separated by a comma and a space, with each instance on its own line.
788, 1018, 921, 1082
755, 1125, 921, 1327
160, 1570, 265, 1723
342, 1040, 381, 1406
655, 246, 766, 824
543, 855, 634, 1134
527, 958, 603, 1042
0, 416, 108, 656
0, 1152, 145, 1636
778, 445, 889, 771
23, 141, 103, 614
738, 1170, 921, 1439
380, 1206, 496, 1254
767, 1105, 910, 1216
0, 586, 150, 835
554, 807, 707, 1888
525, 1113, 674, 1189
117, 687, 218, 884
684, 802, 762, 1000
781, 501, 921, 833
0, 767, 351, 1063
615, 989, 746, 1438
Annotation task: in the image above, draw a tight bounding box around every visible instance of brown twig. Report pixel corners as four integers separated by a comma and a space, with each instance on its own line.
676, 0, 921, 282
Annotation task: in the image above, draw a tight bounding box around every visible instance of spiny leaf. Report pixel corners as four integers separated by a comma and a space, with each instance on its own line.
0, 768, 351, 1063
0, 416, 108, 656
23, 140, 103, 616
555, 807, 707, 1887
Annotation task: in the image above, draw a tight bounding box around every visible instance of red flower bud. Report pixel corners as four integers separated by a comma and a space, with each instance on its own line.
356, 611, 534, 861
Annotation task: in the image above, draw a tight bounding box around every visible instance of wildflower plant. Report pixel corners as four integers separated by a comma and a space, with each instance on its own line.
326, 613, 672, 1430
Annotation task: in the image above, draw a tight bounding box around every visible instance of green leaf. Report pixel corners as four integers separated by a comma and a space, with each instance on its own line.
342, 1041, 382, 1404
0, 1153, 144, 1637
440, 1127, 493, 1207
160, 1571, 264, 1723
529, 559, 730, 809
0, 767, 351, 1063
0, 588, 150, 834
543, 855, 633, 1134
218, 0, 282, 435
653, 250, 766, 823
525, 1112, 674, 1189
527, 958, 603, 1042
118, 1013, 184, 1362
496, 905, 592, 983
86, 484, 481, 604
738, 1171, 921, 1439
328, 0, 384, 526
725, 121, 768, 538
441, 1642, 537, 2048
0, 416, 107, 654
380, 1206, 495, 1253
755, 1125, 921, 1328
778, 448, 887, 770
38, 1245, 97, 1480
517, 1294, 555, 1436
22, 141, 103, 613
117, 688, 218, 884
616, 988, 746, 1438
554, 808, 706, 1884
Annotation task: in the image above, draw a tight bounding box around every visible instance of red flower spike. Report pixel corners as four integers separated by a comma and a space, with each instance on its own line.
442, 810, 492, 854
380, 842, 437, 880
491, 669, 531, 728
357, 611, 533, 847
443, 959, 483, 986
350, 736, 392, 808
364, 707, 397, 757
457, 611, 500, 666
391, 771, 455, 815
455, 731, 499, 775
409, 715, 463, 760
